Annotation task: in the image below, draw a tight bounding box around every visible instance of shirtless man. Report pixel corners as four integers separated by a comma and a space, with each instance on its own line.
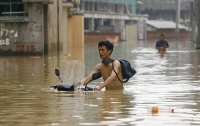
79, 41, 124, 91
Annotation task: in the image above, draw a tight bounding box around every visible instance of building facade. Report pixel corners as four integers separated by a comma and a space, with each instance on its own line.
80, 0, 148, 42
137, 0, 191, 23
81, 0, 138, 31
0, 0, 53, 55
0, 0, 82, 56
0, 0, 148, 56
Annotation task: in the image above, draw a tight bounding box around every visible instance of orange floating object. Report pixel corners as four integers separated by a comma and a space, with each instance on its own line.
150, 106, 174, 113
151, 106, 159, 113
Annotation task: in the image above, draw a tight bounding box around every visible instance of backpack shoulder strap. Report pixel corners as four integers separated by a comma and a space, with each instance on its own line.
112, 61, 128, 83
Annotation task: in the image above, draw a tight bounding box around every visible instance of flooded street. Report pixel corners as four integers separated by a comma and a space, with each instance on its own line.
1, 41, 200, 126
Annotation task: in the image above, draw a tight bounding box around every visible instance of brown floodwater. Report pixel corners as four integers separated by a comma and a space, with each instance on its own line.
0, 40, 200, 126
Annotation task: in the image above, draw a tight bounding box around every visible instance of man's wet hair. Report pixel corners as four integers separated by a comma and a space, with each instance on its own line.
160, 34, 165, 38
98, 41, 113, 55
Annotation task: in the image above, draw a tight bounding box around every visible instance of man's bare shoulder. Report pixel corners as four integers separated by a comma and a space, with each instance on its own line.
94, 63, 103, 69
94, 60, 121, 69
113, 60, 121, 67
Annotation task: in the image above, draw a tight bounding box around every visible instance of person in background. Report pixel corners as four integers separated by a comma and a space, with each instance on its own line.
156, 34, 169, 58
156, 34, 169, 51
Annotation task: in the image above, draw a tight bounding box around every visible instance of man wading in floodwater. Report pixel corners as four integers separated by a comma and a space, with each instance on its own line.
156, 34, 169, 57
76, 41, 124, 91
156, 34, 169, 51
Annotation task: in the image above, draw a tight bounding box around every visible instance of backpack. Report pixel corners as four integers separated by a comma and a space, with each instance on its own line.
112, 59, 137, 83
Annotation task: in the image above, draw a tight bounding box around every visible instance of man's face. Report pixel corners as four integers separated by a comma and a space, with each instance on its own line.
98, 45, 111, 59
160, 36, 164, 41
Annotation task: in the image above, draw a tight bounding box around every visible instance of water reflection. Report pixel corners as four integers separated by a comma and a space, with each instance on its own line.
0, 41, 200, 125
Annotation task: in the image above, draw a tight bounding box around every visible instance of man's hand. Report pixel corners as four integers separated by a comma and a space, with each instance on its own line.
159, 47, 165, 50
163, 45, 169, 49
94, 86, 102, 91
156, 47, 164, 50
73, 81, 80, 88
73, 80, 84, 88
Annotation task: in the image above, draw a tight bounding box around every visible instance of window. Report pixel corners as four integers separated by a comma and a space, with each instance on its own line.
0, 5, 10, 16
0, 0, 24, 16
1, 0, 10, 2
12, 4, 24, 12
11, 0, 22, 2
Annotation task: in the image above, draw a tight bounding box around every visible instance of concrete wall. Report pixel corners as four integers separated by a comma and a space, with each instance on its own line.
0, 1, 65, 56
0, 3, 44, 56
27, 3, 44, 53
61, 7, 69, 61
68, 14, 84, 61
125, 23, 138, 43
47, 0, 58, 54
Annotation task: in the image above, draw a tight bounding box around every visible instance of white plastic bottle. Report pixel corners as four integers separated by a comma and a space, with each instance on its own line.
147, 105, 174, 113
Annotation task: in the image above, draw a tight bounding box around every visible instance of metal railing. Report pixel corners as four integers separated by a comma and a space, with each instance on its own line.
62, 0, 75, 3
0, 2, 23, 5
2, 12, 27, 16
0, 12, 28, 22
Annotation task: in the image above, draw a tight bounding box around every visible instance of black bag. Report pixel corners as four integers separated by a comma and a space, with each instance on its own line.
112, 59, 137, 83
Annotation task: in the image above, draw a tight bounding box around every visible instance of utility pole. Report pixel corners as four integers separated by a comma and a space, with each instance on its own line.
137, 0, 143, 14
190, 0, 194, 42
196, 0, 200, 49
176, 0, 180, 40
57, 0, 60, 51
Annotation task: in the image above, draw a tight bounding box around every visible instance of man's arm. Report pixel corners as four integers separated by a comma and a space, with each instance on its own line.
96, 60, 121, 90
156, 47, 165, 50
156, 42, 165, 50
80, 64, 101, 86
156, 42, 163, 50
164, 41, 169, 48
162, 45, 169, 49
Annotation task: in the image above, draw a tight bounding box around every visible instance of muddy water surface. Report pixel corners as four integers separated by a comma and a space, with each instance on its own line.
0, 41, 200, 126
